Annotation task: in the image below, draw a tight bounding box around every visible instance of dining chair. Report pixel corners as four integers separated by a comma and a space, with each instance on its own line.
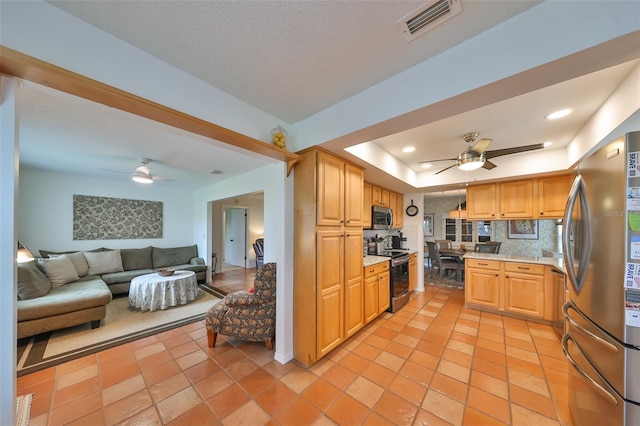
426, 241, 464, 282
474, 242, 502, 254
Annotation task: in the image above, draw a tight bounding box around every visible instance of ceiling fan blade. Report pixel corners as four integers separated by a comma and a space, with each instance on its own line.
434, 164, 457, 175
418, 157, 456, 164
470, 138, 492, 155
482, 160, 497, 170
485, 143, 545, 159
151, 175, 174, 182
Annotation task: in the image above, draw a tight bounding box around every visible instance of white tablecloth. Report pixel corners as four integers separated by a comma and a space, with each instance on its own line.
129, 270, 198, 311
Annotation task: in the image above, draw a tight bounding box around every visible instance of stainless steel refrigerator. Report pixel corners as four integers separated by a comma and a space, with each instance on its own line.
562, 131, 640, 425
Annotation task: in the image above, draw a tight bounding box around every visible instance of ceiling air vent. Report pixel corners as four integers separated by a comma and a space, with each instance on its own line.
398, 0, 462, 42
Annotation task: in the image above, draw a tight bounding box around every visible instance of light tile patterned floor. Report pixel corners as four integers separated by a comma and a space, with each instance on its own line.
18, 272, 573, 425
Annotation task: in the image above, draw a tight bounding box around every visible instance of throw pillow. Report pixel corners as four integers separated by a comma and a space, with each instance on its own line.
37, 255, 79, 287
49, 251, 89, 277
84, 250, 124, 275
17, 260, 52, 300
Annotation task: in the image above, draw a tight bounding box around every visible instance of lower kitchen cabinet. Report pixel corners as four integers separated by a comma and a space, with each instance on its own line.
503, 262, 545, 318
465, 259, 500, 309
465, 258, 562, 323
364, 261, 390, 324
408, 253, 418, 291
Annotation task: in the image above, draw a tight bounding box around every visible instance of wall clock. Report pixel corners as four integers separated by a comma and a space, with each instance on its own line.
406, 200, 419, 217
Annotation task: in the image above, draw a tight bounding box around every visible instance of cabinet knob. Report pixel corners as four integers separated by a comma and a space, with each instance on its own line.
540, 212, 544, 215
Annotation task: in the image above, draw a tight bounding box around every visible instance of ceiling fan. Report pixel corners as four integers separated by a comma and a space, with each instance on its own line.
131, 158, 173, 184
419, 132, 545, 175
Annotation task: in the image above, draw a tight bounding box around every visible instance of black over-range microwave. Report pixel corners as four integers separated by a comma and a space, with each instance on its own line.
371, 205, 393, 230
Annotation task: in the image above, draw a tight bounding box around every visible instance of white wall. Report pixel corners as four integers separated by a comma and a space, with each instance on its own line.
18, 168, 196, 255
193, 162, 293, 363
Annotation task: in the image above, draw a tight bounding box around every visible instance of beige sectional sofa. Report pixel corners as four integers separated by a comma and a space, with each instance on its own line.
17, 245, 207, 339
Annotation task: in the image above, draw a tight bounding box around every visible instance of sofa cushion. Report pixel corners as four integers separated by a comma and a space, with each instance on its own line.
84, 250, 124, 275
40, 247, 104, 258
153, 245, 198, 268
101, 269, 155, 285
17, 277, 112, 322
37, 255, 79, 287
17, 261, 52, 300
119, 247, 153, 271
49, 251, 89, 277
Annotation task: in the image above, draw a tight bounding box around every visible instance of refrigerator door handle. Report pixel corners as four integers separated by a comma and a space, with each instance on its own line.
562, 174, 592, 294
562, 333, 619, 407
563, 302, 619, 354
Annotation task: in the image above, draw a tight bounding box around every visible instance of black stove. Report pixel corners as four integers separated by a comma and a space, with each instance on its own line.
376, 249, 410, 258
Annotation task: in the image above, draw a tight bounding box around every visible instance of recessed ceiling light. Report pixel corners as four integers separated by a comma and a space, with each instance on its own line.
421, 163, 432, 169
402, 146, 415, 153
546, 109, 572, 120
544, 141, 553, 147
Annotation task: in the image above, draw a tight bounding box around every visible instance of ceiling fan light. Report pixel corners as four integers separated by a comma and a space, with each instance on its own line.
132, 174, 153, 184
457, 152, 485, 171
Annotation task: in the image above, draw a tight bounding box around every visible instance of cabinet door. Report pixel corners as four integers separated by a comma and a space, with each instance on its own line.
467, 184, 498, 219
465, 267, 500, 309
364, 275, 378, 323
408, 253, 417, 291
344, 164, 364, 227
363, 182, 372, 228
378, 270, 390, 313
500, 180, 534, 218
316, 230, 344, 357
538, 175, 571, 218
344, 231, 364, 337
372, 185, 382, 206
389, 192, 397, 225
381, 189, 390, 208
394, 192, 404, 229
317, 152, 344, 226
504, 273, 545, 318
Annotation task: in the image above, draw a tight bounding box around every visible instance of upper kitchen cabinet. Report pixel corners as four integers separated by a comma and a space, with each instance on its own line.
394, 192, 404, 229
363, 182, 372, 228
316, 150, 363, 227
467, 184, 499, 219
499, 180, 535, 219
371, 185, 391, 207
466, 175, 570, 220
537, 175, 572, 218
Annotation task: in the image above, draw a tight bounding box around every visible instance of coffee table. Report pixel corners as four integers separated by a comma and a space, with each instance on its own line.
129, 270, 198, 311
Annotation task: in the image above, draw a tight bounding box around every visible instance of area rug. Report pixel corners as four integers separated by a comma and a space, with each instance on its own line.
17, 286, 220, 376
16, 393, 33, 426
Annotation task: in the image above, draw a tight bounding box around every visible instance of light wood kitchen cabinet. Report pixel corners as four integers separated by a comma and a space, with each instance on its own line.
316, 230, 344, 357
466, 174, 571, 220
408, 253, 418, 291
503, 262, 545, 318
466, 184, 498, 219
465, 259, 501, 309
499, 180, 535, 218
294, 147, 364, 367
344, 230, 365, 338
389, 192, 397, 219
344, 163, 364, 227
372, 185, 382, 206
381, 188, 390, 208
363, 182, 372, 228
538, 175, 571, 218
394, 192, 404, 229
317, 151, 364, 227
465, 257, 563, 324
364, 261, 390, 323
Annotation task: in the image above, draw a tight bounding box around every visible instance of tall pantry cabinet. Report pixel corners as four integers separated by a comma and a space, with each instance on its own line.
294, 147, 364, 367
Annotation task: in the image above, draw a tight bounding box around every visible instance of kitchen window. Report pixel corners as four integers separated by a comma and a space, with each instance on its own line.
443, 218, 494, 243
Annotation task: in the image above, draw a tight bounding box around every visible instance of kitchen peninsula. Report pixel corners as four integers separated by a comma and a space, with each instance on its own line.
464, 252, 566, 329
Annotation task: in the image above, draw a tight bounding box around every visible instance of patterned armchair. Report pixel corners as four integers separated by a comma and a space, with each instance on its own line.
205, 263, 276, 349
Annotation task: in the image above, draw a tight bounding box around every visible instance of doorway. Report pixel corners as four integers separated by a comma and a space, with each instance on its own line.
223, 207, 247, 271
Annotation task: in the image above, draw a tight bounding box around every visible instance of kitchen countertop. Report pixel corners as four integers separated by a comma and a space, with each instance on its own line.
363, 251, 418, 268
464, 252, 566, 274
